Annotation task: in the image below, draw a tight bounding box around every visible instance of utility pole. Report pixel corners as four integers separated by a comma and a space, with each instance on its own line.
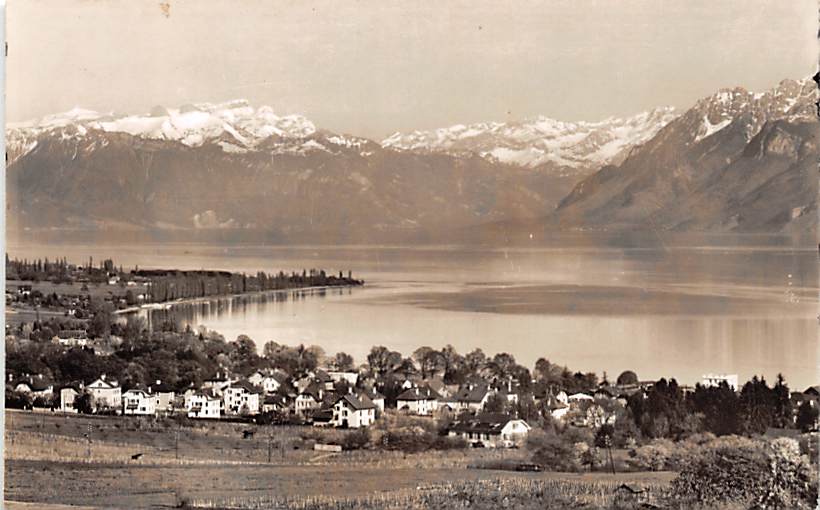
267, 433, 273, 464
86, 423, 92, 459
605, 435, 616, 475
175, 421, 180, 461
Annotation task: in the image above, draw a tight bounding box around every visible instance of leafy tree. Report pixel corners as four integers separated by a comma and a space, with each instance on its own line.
616, 370, 639, 386
412, 346, 443, 379
464, 348, 487, 375
688, 382, 743, 436
739, 375, 777, 435
74, 392, 94, 414
594, 423, 615, 448
772, 374, 793, 428
483, 392, 509, 413
796, 401, 818, 432
121, 362, 148, 390
534, 358, 563, 384
87, 300, 114, 339
331, 352, 355, 371
262, 340, 280, 359
486, 352, 517, 379
439, 345, 465, 384
367, 346, 402, 377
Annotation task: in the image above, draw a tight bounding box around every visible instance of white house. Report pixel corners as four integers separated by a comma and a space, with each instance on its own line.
701, 373, 739, 391
87, 376, 122, 411
568, 392, 594, 403
148, 381, 175, 414
60, 386, 80, 413
448, 414, 531, 448
262, 393, 289, 414
203, 373, 233, 395
327, 371, 359, 386
359, 388, 385, 413
295, 384, 324, 416
14, 376, 54, 399
396, 386, 439, 416
451, 383, 493, 412
52, 330, 89, 348
223, 381, 262, 416
248, 371, 289, 394
185, 390, 222, 419
332, 393, 376, 428
122, 389, 158, 416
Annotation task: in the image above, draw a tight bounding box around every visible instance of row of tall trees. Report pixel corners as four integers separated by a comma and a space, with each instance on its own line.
627, 375, 806, 438
6, 255, 118, 283
146, 269, 361, 302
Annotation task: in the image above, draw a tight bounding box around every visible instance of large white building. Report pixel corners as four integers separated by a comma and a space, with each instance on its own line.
448, 414, 531, 448
60, 386, 80, 413
122, 389, 158, 416
701, 373, 739, 391
248, 370, 289, 394
396, 386, 439, 416
332, 393, 376, 428
185, 390, 222, 419
87, 376, 122, 411
223, 381, 262, 415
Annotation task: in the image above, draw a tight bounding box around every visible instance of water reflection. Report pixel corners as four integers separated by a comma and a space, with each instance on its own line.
13, 237, 819, 389
136, 286, 352, 331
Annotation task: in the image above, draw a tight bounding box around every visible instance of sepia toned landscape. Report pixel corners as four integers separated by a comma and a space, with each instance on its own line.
4, 1, 820, 509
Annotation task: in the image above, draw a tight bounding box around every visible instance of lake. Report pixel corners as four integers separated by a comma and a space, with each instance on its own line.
8, 233, 819, 389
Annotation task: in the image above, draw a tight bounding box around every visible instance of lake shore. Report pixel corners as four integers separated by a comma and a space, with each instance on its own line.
113, 283, 364, 316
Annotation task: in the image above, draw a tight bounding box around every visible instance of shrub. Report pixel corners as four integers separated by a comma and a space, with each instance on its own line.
631, 442, 670, 471
529, 430, 581, 472
341, 428, 370, 451
430, 435, 468, 450
5, 390, 31, 409
380, 427, 435, 453
670, 438, 818, 509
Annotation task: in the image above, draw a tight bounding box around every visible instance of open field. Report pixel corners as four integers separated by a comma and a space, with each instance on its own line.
6, 460, 675, 509
7, 279, 148, 298
5, 308, 70, 328
4, 411, 675, 509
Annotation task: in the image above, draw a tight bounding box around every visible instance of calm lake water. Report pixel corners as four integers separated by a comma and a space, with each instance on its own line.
9, 234, 819, 389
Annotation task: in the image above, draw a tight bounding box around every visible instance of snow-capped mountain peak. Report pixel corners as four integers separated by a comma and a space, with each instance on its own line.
7, 100, 318, 161
688, 78, 816, 143
381, 107, 679, 171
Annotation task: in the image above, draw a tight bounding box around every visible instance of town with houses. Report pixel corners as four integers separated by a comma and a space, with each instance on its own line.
4, 258, 819, 509
5, 256, 819, 456
9, 365, 820, 449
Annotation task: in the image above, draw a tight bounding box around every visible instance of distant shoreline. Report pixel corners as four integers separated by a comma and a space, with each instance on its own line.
113, 283, 363, 316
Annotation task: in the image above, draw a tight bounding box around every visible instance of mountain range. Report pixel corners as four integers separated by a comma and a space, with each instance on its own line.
6, 78, 817, 244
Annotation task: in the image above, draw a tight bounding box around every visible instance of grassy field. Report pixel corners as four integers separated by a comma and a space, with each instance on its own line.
4, 411, 676, 509
5, 308, 69, 328
7, 279, 148, 298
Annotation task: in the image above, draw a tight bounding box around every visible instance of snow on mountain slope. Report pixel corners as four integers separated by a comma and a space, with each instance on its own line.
7, 100, 318, 162
687, 78, 816, 144
551, 77, 819, 232
381, 107, 679, 170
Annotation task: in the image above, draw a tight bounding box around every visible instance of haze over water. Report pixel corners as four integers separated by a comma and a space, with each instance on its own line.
10, 233, 819, 389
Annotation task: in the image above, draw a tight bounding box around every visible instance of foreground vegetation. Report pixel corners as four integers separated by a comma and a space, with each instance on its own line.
5, 410, 817, 509
187, 477, 670, 510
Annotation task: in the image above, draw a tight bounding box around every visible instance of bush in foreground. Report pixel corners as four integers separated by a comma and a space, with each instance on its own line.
670, 437, 817, 509
186, 477, 668, 509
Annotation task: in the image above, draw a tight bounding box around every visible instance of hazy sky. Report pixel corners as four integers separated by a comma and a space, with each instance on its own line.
7, 0, 817, 138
